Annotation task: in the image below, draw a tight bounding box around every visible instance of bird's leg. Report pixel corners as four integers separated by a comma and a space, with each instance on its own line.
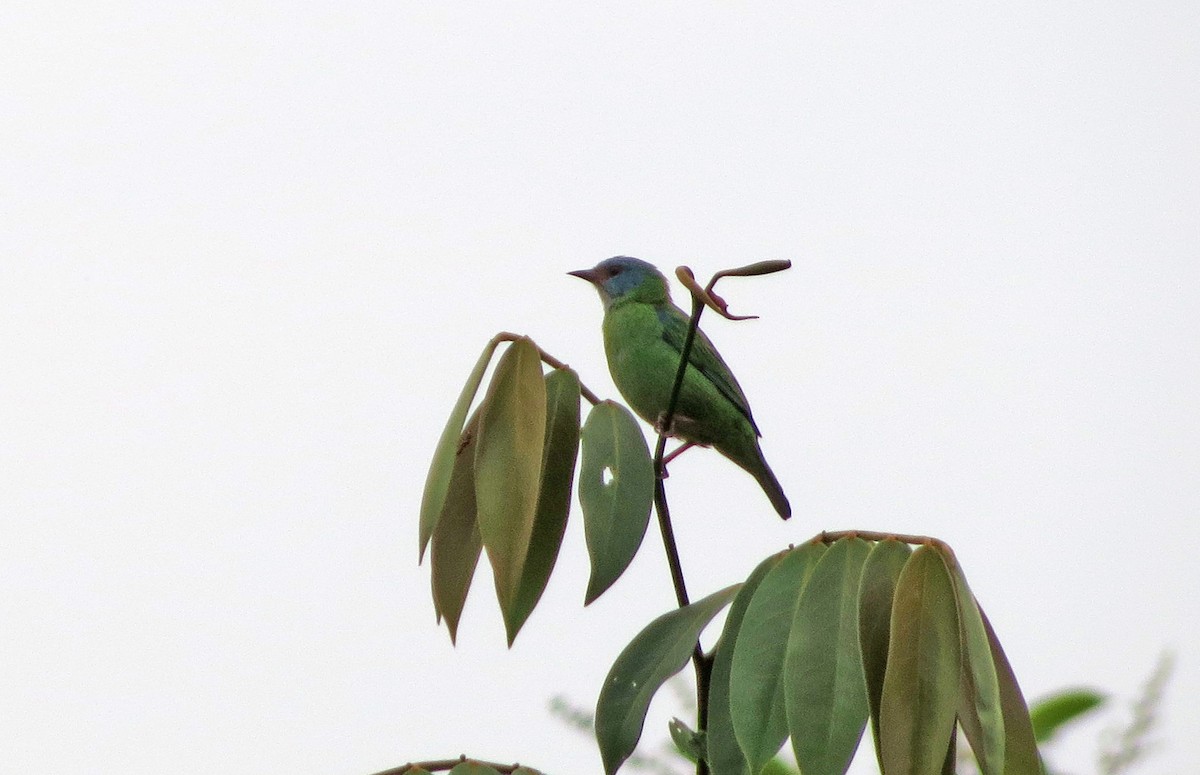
659, 441, 696, 478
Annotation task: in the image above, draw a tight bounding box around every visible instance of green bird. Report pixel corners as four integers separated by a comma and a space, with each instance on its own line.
569, 256, 791, 519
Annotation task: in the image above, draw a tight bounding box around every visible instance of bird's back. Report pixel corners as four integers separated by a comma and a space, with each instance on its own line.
602, 299, 758, 450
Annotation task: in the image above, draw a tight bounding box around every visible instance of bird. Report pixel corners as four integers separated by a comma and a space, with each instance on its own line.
569, 256, 791, 519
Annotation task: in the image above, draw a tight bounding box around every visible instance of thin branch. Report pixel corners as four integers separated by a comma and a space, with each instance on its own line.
815, 529, 951, 553
650, 286, 710, 775
493, 331, 602, 405
368, 755, 537, 775
653, 263, 789, 775
652, 277, 705, 609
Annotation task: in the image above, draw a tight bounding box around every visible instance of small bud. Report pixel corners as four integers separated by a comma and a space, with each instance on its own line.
714, 259, 792, 279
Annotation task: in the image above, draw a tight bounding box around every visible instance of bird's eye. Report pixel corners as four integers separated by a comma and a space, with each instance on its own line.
607, 266, 622, 277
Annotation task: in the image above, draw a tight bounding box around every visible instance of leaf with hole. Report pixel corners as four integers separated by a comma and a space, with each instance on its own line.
579, 401, 654, 604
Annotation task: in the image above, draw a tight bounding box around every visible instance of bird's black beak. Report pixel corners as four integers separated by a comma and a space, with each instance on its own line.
568, 267, 602, 284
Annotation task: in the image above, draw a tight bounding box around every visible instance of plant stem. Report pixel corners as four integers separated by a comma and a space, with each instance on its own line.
652, 292, 712, 775
652, 264, 789, 775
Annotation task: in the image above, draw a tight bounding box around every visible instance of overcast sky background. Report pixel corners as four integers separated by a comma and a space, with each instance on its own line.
3, 2, 1198, 774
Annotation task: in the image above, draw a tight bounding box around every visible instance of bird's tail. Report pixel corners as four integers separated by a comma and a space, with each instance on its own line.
754, 459, 792, 520
735, 441, 790, 520
715, 435, 792, 520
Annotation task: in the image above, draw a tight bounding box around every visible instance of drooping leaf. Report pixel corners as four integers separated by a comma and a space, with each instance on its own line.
942, 547, 1005, 775
430, 409, 484, 642
730, 541, 827, 775
858, 539, 913, 769
708, 551, 788, 775
506, 367, 581, 643
419, 337, 502, 561
512, 768, 546, 775
879, 546, 961, 775
474, 337, 547, 617
595, 584, 741, 775
579, 401, 654, 604
980, 608, 1045, 775
1028, 689, 1105, 743
786, 537, 872, 775
669, 717, 704, 763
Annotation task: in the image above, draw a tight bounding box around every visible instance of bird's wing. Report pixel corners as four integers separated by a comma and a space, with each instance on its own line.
657, 304, 761, 436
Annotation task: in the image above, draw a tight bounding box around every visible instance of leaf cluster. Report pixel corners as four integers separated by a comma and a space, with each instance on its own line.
594, 536, 1044, 775
415, 324, 1047, 775
418, 335, 656, 645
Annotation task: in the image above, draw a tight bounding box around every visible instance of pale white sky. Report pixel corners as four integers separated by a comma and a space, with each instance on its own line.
2, 2, 1197, 774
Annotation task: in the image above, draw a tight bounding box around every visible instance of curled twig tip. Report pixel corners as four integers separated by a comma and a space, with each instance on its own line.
712, 259, 792, 280
674, 265, 759, 321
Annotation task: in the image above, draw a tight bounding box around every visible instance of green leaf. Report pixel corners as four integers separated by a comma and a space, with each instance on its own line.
941, 730, 957, 775
942, 548, 1005, 775
448, 763, 503, 775
1028, 689, 1105, 743
669, 717, 704, 763
879, 546, 960, 775
419, 337, 502, 561
858, 539, 913, 770
786, 537, 872, 775
979, 608, 1045, 775
579, 401, 654, 604
400, 768, 432, 775
759, 760, 801, 775
474, 337, 547, 617
506, 367, 581, 643
708, 552, 787, 775
429, 409, 484, 643
595, 584, 741, 775
730, 541, 827, 775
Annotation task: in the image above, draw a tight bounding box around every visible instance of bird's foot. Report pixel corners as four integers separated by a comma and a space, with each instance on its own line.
654, 411, 705, 439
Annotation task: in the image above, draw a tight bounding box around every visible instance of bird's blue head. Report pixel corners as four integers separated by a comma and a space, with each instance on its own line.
568, 256, 671, 308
